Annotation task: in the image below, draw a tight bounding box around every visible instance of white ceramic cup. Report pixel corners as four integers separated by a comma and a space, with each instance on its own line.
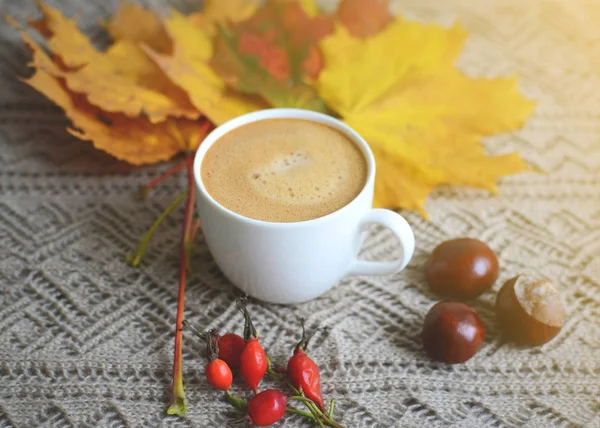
193, 108, 415, 304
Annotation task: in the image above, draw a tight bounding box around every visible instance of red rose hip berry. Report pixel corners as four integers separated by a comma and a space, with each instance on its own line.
287, 319, 326, 411
201, 329, 234, 391
240, 338, 268, 393
247, 389, 287, 426
237, 298, 268, 393
205, 359, 232, 391
218, 333, 245, 370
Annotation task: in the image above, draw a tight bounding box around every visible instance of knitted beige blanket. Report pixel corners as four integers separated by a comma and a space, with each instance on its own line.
0, 0, 598, 426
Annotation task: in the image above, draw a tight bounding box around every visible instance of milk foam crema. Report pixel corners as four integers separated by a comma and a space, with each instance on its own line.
201, 119, 367, 223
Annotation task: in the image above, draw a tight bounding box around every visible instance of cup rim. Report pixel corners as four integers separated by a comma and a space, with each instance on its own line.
193, 108, 376, 228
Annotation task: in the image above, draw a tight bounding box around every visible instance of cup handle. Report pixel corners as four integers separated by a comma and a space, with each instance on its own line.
347, 209, 415, 276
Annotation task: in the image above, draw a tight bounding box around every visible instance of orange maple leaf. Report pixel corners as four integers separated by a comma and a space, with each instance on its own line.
210, 0, 333, 111
336, 0, 393, 37
22, 32, 204, 165
143, 9, 266, 126
187, 0, 258, 37
104, 1, 172, 54
29, 2, 199, 123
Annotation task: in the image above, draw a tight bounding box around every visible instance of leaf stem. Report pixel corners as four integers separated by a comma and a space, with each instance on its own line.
288, 393, 344, 428
185, 217, 201, 272
182, 319, 208, 342
286, 407, 315, 419
288, 389, 327, 426
289, 397, 325, 427
267, 366, 286, 379
167, 152, 195, 415
328, 400, 335, 418
225, 390, 248, 410
193, 120, 213, 151
189, 218, 201, 242
140, 160, 187, 199
127, 190, 188, 266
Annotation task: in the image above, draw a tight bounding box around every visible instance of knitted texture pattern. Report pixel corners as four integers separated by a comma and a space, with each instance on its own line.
1, 0, 599, 427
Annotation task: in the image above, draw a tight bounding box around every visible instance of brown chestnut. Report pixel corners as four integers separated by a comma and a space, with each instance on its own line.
495, 275, 566, 346
425, 238, 499, 299
421, 301, 485, 364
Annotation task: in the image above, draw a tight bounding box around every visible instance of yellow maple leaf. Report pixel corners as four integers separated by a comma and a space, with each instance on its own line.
28, 1, 97, 69
29, 2, 199, 123
299, 0, 319, 17
22, 33, 204, 165
104, 1, 172, 53
315, 21, 535, 216
145, 9, 266, 126
188, 0, 258, 36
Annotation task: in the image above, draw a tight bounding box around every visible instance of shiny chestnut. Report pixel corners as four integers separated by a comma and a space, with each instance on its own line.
495, 275, 566, 346
425, 238, 499, 299
421, 301, 485, 364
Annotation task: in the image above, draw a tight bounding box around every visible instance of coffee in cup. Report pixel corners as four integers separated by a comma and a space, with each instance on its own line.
201, 118, 367, 223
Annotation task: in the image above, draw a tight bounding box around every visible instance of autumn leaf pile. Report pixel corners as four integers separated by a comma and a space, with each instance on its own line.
13, 0, 535, 216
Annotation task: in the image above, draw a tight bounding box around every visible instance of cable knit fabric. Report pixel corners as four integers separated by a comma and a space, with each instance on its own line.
1, 0, 599, 427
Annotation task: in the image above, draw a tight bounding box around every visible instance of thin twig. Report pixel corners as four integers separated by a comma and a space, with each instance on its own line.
289, 397, 325, 428
181, 320, 208, 342
328, 400, 335, 418
127, 190, 188, 266
189, 218, 201, 242
167, 152, 196, 415
225, 390, 248, 410
140, 160, 187, 199
286, 407, 316, 419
